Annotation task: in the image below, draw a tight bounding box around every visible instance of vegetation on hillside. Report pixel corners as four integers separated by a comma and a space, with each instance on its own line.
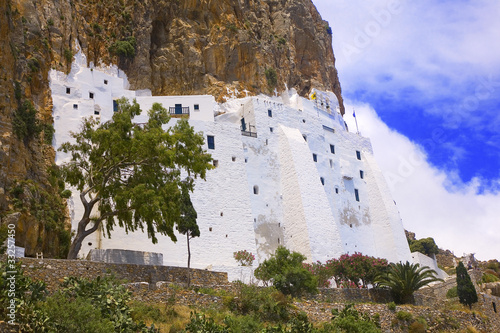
456, 262, 478, 309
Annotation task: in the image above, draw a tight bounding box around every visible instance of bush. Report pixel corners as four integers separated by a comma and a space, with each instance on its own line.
44, 293, 115, 333
228, 283, 291, 322
13, 100, 40, 141
234, 250, 255, 266
109, 36, 137, 58
446, 286, 458, 298
396, 311, 413, 322
408, 237, 439, 256
387, 301, 396, 311
223, 314, 263, 332
184, 312, 227, 333
254, 246, 317, 297
481, 273, 499, 283
329, 304, 381, 333
264, 68, 278, 89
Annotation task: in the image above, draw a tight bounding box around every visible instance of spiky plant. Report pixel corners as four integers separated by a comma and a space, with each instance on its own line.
375, 261, 443, 304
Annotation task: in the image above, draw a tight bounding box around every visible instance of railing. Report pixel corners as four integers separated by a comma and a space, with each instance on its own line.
241, 124, 257, 138
169, 106, 190, 118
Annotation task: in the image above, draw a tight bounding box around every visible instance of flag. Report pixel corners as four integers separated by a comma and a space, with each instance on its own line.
353, 110, 356, 117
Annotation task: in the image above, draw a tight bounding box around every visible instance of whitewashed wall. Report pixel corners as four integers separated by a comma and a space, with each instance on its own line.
50, 53, 412, 282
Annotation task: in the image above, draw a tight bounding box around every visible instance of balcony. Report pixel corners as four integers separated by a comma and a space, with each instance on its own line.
241, 124, 257, 138
169, 106, 190, 118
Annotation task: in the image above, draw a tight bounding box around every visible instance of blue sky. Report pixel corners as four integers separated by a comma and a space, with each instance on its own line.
313, 0, 500, 260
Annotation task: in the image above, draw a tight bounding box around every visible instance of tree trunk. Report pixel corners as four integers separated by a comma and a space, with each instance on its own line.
67, 231, 85, 259
187, 232, 191, 287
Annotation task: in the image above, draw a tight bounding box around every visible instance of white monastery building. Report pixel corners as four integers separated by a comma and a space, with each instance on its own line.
50, 49, 413, 280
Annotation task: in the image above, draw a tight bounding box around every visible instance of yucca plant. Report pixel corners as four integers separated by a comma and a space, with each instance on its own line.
375, 261, 443, 304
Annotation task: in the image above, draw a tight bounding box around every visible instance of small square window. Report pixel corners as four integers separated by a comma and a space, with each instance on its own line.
268, 109, 272, 117
104, 79, 108, 85
330, 144, 335, 154
194, 104, 199, 110
232, 156, 236, 162
356, 151, 361, 160
313, 154, 317, 162
335, 187, 339, 194
66, 87, 71, 94
207, 135, 215, 149
245, 158, 248, 163
73, 104, 78, 109
355, 189, 360, 202
94, 110, 100, 115
360, 170, 364, 179
89, 92, 94, 99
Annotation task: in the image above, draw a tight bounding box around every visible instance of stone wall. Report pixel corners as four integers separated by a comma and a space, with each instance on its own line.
17, 257, 228, 291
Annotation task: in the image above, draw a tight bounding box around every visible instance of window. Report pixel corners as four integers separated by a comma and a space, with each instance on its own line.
66, 87, 71, 94
268, 109, 272, 117
207, 135, 215, 149
313, 154, 317, 162
209, 227, 213, 232
94, 109, 100, 115
360, 170, 364, 179
302, 119, 306, 123
220, 212, 223, 216
104, 79, 108, 85
245, 158, 248, 163
113, 100, 118, 112
89, 92, 94, 99
330, 144, 335, 154
323, 125, 335, 133
320, 177, 325, 185
194, 104, 199, 110
356, 150, 361, 160
354, 189, 360, 202
270, 127, 273, 132
335, 187, 339, 194
253, 185, 259, 195
232, 156, 236, 162
73, 104, 78, 109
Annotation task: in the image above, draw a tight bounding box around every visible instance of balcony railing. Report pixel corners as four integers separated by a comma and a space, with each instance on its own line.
169, 106, 190, 118
241, 124, 257, 138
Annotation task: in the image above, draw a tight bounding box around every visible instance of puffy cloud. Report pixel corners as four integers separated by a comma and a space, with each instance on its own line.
344, 101, 500, 261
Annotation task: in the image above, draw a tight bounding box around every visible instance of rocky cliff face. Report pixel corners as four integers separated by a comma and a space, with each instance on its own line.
0, 0, 344, 257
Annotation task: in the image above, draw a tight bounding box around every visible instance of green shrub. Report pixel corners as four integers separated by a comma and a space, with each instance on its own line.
64, 48, 73, 62
481, 273, 499, 283
228, 283, 291, 322
409, 318, 427, 333
387, 301, 396, 311
14, 80, 22, 100
28, 57, 41, 72
223, 314, 263, 333
42, 122, 55, 144
396, 311, 413, 322
13, 100, 40, 141
45, 293, 115, 333
254, 246, 317, 297
47, 18, 54, 26
446, 286, 458, 298
264, 68, 278, 89
184, 312, 227, 333
329, 304, 381, 333
60, 189, 72, 198
277, 37, 286, 45
109, 36, 137, 58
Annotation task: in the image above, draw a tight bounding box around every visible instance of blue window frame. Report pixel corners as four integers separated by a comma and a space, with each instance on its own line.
113, 100, 118, 112
207, 135, 215, 149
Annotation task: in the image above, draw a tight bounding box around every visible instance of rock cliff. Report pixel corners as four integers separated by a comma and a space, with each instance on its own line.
0, 0, 344, 257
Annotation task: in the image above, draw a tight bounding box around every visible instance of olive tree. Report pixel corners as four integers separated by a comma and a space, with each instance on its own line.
59, 98, 212, 259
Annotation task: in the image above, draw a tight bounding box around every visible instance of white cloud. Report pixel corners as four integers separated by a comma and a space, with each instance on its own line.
344, 101, 500, 261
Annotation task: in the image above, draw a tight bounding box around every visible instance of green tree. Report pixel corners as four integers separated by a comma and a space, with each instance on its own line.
177, 184, 200, 287
375, 261, 443, 304
456, 261, 478, 309
59, 98, 213, 259
254, 246, 317, 297
409, 237, 439, 257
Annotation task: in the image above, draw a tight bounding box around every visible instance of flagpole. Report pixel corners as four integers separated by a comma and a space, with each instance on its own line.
353, 108, 359, 135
